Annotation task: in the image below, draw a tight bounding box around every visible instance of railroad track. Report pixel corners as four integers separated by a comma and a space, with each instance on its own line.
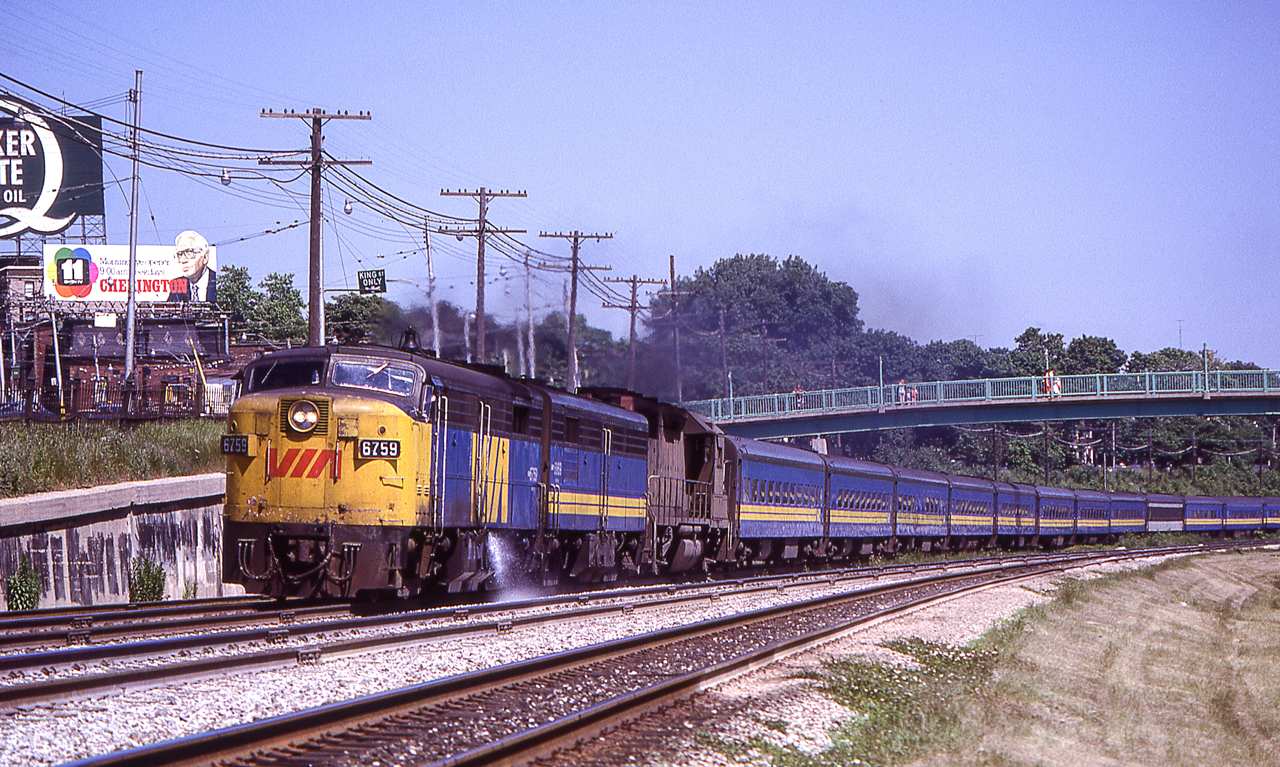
0, 595, 344, 654
0, 545, 1141, 658
60, 542, 1245, 767
0, 551, 994, 710
0, 542, 1250, 712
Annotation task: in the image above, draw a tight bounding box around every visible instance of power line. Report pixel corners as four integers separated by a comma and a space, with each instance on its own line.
440, 188, 527, 362
603, 274, 666, 391
539, 230, 612, 392
260, 108, 371, 346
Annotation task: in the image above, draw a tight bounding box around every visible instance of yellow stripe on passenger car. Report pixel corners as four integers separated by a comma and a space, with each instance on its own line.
740, 503, 820, 523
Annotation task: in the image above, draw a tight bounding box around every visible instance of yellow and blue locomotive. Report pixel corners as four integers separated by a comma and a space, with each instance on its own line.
221, 340, 731, 598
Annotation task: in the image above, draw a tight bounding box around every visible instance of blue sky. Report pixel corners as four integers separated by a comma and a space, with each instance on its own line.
3, 1, 1277, 365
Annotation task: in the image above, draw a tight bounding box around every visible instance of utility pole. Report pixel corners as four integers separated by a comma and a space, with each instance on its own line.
991, 426, 999, 481
423, 218, 441, 357
1043, 422, 1050, 485
1148, 423, 1154, 484
124, 70, 142, 383
539, 230, 612, 392
441, 188, 526, 362
603, 274, 665, 391
1182, 430, 1192, 489
653, 255, 694, 403
524, 251, 537, 379
260, 108, 371, 347
719, 309, 729, 397
748, 319, 785, 392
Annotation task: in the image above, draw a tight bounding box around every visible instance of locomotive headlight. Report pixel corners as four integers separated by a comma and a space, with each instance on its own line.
288, 400, 320, 433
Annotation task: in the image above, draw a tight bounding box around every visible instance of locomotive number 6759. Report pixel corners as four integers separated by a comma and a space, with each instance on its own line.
358, 439, 400, 459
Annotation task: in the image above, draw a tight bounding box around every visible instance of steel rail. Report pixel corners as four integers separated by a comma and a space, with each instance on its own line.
0, 547, 1075, 670
0, 551, 1028, 710
0, 542, 1248, 712
0, 542, 1239, 710
0, 599, 346, 653
62, 543, 1237, 767
0, 595, 270, 631
443, 564, 1075, 767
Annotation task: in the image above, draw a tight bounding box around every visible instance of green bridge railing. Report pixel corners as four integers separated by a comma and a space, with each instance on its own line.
684, 370, 1280, 422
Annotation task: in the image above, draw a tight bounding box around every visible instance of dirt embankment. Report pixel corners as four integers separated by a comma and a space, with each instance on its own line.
915, 551, 1280, 767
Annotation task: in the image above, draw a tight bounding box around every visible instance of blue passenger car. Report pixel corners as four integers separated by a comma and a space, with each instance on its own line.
1110, 492, 1146, 536
1036, 486, 1076, 543
1264, 498, 1280, 531
728, 437, 825, 545
1075, 490, 1111, 538
1184, 495, 1224, 532
1223, 496, 1263, 532
995, 482, 1036, 541
892, 467, 949, 545
825, 456, 895, 554
947, 474, 996, 546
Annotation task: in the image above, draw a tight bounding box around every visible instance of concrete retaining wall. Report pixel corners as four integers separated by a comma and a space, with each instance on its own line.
0, 474, 229, 609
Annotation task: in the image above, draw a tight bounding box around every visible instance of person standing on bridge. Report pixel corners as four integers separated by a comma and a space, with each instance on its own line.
1045, 370, 1061, 397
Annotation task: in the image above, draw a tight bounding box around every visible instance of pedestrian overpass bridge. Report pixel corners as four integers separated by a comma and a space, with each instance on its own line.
683, 370, 1280, 440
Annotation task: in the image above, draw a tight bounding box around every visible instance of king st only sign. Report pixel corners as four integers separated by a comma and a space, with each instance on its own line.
357, 269, 387, 294
0, 97, 105, 239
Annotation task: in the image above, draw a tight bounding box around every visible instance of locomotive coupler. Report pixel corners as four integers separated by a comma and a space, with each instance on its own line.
280, 530, 337, 584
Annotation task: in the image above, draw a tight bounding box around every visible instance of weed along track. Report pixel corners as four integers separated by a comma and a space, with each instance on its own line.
49, 546, 1203, 767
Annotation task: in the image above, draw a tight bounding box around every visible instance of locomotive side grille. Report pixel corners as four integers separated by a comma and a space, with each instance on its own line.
280, 398, 331, 435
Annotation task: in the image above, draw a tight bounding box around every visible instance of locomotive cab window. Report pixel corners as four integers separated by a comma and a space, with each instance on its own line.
245, 360, 326, 392
332, 358, 419, 396
512, 405, 530, 435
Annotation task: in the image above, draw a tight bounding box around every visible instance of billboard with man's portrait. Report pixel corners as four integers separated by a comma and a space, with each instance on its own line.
43, 233, 218, 303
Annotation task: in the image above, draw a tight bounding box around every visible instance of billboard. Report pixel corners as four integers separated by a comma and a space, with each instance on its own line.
44, 234, 218, 303
0, 97, 105, 239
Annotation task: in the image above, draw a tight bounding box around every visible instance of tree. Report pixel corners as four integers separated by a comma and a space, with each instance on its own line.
216, 265, 259, 337
1010, 327, 1065, 376
1063, 335, 1127, 375
676, 254, 862, 351
1127, 347, 1203, 372
256, 273, 305, 342
532, 312, 624, 388
920, 339, 1009, 381
648, 253, 864, 399
325, 294, 402, 344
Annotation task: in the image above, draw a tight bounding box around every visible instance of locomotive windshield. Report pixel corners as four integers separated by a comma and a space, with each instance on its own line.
332, 358, 419, 396
244, 359, 325, 392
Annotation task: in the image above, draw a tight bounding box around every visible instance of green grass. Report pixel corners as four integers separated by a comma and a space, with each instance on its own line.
0, 419, 223, 498
128, 556, 167, 603
4, 553, 41, 611
699, 637, 1006, 766
697, 561, 1188, 766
